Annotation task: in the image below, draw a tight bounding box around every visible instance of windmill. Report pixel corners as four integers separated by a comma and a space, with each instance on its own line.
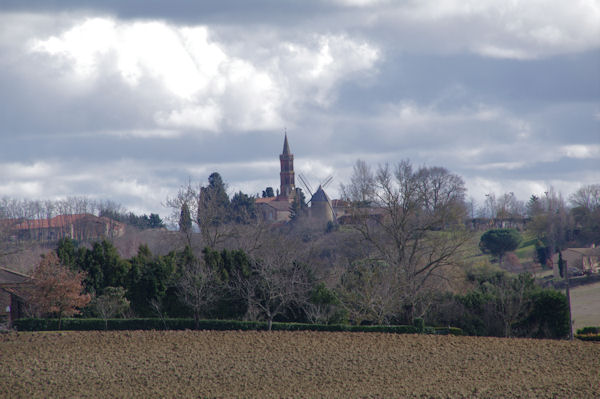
298, 173, 336, 223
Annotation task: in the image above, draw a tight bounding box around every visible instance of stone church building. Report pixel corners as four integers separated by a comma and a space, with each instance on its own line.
256, 135, 335, 224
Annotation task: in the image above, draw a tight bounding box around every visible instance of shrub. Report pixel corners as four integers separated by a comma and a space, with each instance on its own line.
575, 334, 600, 342
504, 252, 521, 269
576, 326, 600, 335
518, 289, 570, 339
575, 326, 600, 342
434, 327, 463, 336
479, 229, 523, 262
413, 317, 425, 333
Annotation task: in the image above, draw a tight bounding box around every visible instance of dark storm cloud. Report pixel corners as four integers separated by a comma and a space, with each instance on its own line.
0, 0, 333, 25
335, 50, 600, 111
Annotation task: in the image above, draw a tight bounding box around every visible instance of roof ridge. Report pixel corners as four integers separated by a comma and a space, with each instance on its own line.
0, 266, 30, 278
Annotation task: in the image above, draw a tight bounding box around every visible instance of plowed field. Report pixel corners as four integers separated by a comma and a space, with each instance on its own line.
1, 330, 598, 398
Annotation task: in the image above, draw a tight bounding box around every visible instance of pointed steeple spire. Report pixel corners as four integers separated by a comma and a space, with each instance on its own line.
279, 130, 295, 199
282, 132, 291, 155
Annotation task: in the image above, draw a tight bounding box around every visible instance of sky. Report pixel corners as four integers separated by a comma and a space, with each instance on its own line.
0, 0, 599, 220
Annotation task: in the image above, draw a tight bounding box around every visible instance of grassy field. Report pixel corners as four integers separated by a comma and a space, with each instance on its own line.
1, 330, 598, 398
514, 234, 537, 264
570, 281, 600, 331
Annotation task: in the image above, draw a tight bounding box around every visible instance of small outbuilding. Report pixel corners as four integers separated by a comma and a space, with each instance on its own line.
552, 246, 600, 278
0, 267, 31, 328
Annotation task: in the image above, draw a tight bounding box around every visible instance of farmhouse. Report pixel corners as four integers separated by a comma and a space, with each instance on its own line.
2, 213, 125, 243
0, 267, 30, 327
552, 246, 600, 277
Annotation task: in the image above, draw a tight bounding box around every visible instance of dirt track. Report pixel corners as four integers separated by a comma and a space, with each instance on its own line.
1, 330, 598, 398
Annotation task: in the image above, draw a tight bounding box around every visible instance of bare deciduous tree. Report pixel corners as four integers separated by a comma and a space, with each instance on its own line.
347, 160, 470, 323
197, 184, 233, 248
150, 298, 168, 330
92, 286, 130, 329
232, 234, 312, 330
304, 286, 342, 325
165, 180, 199, 246
569, 184, 600, 210
489, 273, 534, 337
165, 178, 234, 249
338, 260, 399, 325
340, 159, 376, 205
493, 192, 526, 224
177, 251, 219, 328
528, 188, 573, 252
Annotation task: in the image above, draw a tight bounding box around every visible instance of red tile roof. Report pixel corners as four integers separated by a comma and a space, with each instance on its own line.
255, 197, 277, 204
11, 214, 91, 230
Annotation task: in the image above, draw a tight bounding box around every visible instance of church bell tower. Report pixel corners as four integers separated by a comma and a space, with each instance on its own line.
279, 133, 295, 199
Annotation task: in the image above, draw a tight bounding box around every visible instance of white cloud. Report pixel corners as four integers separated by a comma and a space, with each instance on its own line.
0, 161, 58, 179
374, 0, 600, 58
29, 17, 379, 133
104, 129, 181, 139
31, 17, 116, 79
379, 101, 504, 129
466, 176, 595, 208
297, 159, 336, 181
0, 181, 44, 198
473, 161, 527, 171
278, 35, 379, 107
156, 102, 223, 131
108, 178, 156, 200
0, 158, 179, 214
476, 45, 535, 60
560, 144, 600, 159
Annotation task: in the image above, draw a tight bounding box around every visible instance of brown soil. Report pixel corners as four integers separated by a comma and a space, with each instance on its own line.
1, 331, 598, 398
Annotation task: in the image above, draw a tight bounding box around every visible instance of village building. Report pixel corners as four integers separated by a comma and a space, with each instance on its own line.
0, 267, 30, 328
552, 246, 600, 278
308, 185, 334, 223
256, 134, 336, 225
1, 214, 125, 243
256, 134, 298, 222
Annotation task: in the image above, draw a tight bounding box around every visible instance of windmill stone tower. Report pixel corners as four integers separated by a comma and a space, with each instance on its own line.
309, 185, 334, 223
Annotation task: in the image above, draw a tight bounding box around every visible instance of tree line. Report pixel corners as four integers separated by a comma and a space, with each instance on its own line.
24, 234, 569, 337
19, 158, 589, 338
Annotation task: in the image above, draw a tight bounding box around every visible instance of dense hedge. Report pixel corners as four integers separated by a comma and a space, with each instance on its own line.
433, 326, 464, 336
576, 334, 600, 342
12, 318, 463, 335
576, 326, 600, 335
575, 326, 600, 341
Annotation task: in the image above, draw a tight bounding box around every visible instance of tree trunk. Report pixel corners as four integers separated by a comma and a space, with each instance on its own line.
504, 321, 511, 338
406, 302, 415, 326
563, 251, 573, 340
